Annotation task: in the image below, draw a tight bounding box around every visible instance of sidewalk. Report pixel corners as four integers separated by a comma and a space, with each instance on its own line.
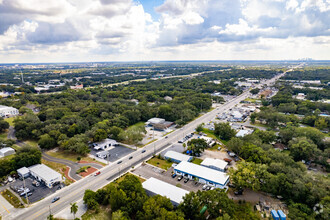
0, 193, 14, 219
54, 199, 87, 219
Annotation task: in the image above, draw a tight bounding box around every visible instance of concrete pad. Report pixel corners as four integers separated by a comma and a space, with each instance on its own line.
54, 198, 87, 220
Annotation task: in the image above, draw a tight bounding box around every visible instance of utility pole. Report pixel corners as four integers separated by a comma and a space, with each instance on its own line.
23, 175, 29, 205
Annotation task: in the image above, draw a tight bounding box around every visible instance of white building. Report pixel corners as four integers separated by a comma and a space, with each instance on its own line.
236, 129, 252, 137
29, 164, 63, 188
232, 111, 243, 122
147, 118, 165, 125
17, 167, 30, 178
93, 138, 118, 151
174, 161, 229, 188
296, 93, 306, 100
142, 177, 189, 206
0, 147, 15, 157
0, 105, 19, 117
201, 158, 228, 172
164, 151, 193, 163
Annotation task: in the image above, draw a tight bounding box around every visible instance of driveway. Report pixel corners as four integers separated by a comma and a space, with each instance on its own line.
42, 153, 103, 181
90, 145, 135, 162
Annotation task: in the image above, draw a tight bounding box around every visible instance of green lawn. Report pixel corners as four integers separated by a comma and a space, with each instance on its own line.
201, 128, 228, 145
47, 150, 104, 165
81, 207, 111, 220
114, 173, 145, 184
147, 157, 173, 170
0, 132, 7, 139
24, 140, 39, 148
4, 117, 16, 127
191, 158, 203, 165
1, 189, 24, 208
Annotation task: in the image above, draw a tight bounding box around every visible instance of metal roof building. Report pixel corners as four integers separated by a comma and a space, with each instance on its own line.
0, 105, 19, 117
174, 161, 229, 188
164, 151, 193, 163
29, 164, 62, 188
142, 177, 189, 206
17, 167, 30, 178
0, 147, 15, 157
200, 158, 228, 172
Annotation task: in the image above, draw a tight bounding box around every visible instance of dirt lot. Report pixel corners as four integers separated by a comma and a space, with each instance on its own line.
199, 149, 237, 169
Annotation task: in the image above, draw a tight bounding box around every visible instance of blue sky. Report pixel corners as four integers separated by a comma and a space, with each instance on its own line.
0, 0, 329, 63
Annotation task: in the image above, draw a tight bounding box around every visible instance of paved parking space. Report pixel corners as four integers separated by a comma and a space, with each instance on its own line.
132, 164, 203, 192
90, 145, 134, 162
9, 177, 65, 203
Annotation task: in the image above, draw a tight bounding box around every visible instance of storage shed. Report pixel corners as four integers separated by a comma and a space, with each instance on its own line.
0, 147, 15, 157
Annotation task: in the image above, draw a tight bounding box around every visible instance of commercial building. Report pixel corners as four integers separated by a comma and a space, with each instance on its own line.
142, 177, 189, 206
0, 147, 15, 157
0, 105, 19, 117
232, 111, 243, 122
236, 129, 253, 137
164, 151, 193, 163
28, 164, 63, 188
146, 117, 174, 131
93, 138, 118, 151
17, 167, 30, 178
200, 158, 228, 172
174, 161, 229, 188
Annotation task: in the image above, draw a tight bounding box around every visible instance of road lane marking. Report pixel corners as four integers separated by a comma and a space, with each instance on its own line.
0, 198, 10, 214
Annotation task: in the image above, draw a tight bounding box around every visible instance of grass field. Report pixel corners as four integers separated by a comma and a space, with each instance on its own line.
114, 173, 145, 184
1, 189, 24, 208
81, 207, 111, 220
201, 128, 228, 145
4, 117, 16, 127
41, 159, 66, 174
191, 158, 203, 165
147, 157, 173, 170
0, 132, 7, 139
47, 150, 98, 163
24, 140, 39, 148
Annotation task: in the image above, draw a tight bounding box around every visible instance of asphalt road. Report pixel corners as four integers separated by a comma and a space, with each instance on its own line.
12, 70, 290, 220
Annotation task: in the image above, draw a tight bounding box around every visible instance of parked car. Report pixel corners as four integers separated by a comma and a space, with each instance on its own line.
184, 178, 189, 183
129, 156, 133, 160
51, 196, 60, 203
117, 161, 122, 164
177, 176, 183, 181
94, 171, 101, 176
202, 185, 208, 190
228, 183, 236, 188
171, 173, 177, 178
142, 150, 146, 153
210, 187, 215, 190
165, 136, 168, 139
206, 186, 211, 191
234, 189, 244, 195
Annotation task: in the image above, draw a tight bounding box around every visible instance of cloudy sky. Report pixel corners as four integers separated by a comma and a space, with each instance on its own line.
0, 0, 329, 63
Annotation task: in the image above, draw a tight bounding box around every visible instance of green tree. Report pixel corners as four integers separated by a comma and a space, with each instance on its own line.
0, 118, 9, 132
38, 134, 56, 149
187, 139, 208, 156
70, 202, 78, 219
196, 124, 204, 132
83, 189, 99, 210
214, 122, 236, 141
250, 88, 260, 95
315, 117, 328, 130
93, 129, 107, 142
254, 129, 276, 144
112, 210, 129, 220
289, 137, 319, 161
226, 137, 244, 155
229, 161, 269, 191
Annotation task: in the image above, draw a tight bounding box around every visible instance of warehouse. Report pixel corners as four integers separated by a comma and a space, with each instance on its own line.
201, 158, 228, 172
29, 164, 63, 188
164, 151, 193, 163
0, 105, 19, 117
93, 138, 118, 151
142, 177, 189, 206
174, 161, 229, 188
0, 147, 15, 157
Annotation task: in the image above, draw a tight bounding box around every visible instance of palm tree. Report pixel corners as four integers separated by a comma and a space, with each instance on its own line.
47, 214, 54, 220
70, 202, 78, 219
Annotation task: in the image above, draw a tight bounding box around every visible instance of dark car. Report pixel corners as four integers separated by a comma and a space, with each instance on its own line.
177, 176, 183, 181
129, 156, 133, 160
117, 161, 122, 164
51, 196, 60, 203
234, 189, 244, 195
184, 178, 189, 183
165, 136, 168, 139
142, 150, 146, 153
172, 173, 177, 178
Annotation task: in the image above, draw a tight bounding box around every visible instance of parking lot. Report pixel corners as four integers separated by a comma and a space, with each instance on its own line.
90, 145, 135, 162
132, 163, 203, 192
9, 177, 65, 203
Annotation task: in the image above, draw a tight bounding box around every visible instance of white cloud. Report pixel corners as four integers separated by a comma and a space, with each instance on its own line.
0, 0, 329, 62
